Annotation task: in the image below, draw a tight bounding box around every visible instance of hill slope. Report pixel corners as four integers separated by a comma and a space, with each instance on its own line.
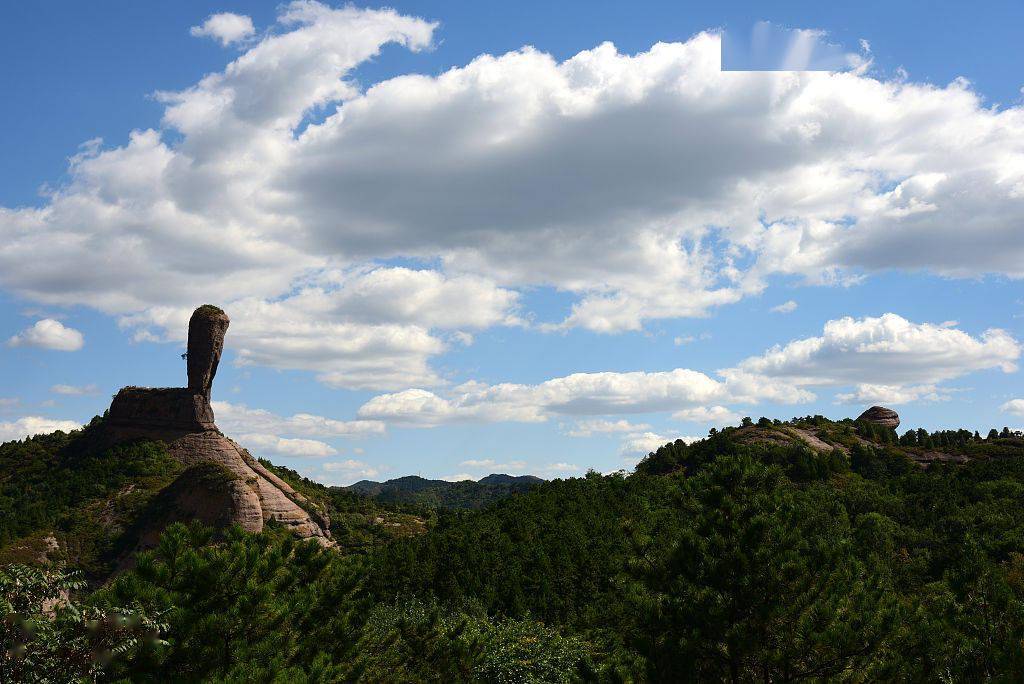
4, 409, 1024, 681
0, 418, 425, 576
344, 473, 543, 509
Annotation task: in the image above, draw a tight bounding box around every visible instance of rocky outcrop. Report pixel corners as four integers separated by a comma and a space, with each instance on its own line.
108, 387, 215, 437
126, 462, 265, 549
102, 305, 333, 548
187, 305, 230, 399
856, 406, 900, 430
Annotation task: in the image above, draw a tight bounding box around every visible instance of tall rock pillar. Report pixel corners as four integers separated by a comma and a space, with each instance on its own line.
187, 305, 230, 400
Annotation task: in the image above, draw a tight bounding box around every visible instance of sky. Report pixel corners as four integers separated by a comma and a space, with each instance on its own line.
1, 1, 1023, 485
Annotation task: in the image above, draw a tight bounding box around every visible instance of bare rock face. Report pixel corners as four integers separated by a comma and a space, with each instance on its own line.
856, 406, 900, 430
108, 387, 215, 436
127, 463, 264, 548
102, 305, 333, 548
187, 305, 230, 399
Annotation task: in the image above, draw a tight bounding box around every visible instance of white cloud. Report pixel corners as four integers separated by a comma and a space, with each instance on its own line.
541, 462, 581, 474
317, 459, 383, 484
119, 267, 519, 390
770, 300, 798, 314
358, 367, 810, 427
190, 12, 255, 46
0, 417, 82, 442
619, 432, 702, 471
672, 405, 741, 425
359, 313, 1017, 428
237, 432, 336, 458
619, 431, 672, 456
738, 313, 1019, 387
619, 432, 701, 460
8, 319, 84, 351
1001, 399, 1024, 417
0, 398, 20, 409
323, 459, 372, 472
442, 473, 476, 482
212, 401, 384, 438
835, 383, 949, 405
51, 384, 98, 396
358, 370, 720, 426
2, 7, 1024, 392
458, 458, 527, 471
211, 401, 383, 460
674, 333, 710, 346
566, 418, 651, 437
451, 459, 570, 476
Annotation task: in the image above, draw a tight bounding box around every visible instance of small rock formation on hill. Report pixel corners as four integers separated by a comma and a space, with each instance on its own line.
856, 406, 901, 430
104, 305, 332, 551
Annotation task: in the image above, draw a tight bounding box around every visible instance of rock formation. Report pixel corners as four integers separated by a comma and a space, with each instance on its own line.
187, 305, 229, 399
856, 406, 900, 430
103, 305, 332, 547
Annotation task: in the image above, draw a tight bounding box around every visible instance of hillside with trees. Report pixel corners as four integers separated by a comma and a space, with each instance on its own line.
2, 413, 1024, 680
344, 473, 543, 509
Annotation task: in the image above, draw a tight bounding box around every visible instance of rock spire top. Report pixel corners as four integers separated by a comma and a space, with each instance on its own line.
187, 305, 230, 399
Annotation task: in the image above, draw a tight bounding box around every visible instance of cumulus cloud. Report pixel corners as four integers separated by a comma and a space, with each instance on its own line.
458, 458, 528, 472
620, 432, 700, 460
8, 319, 84, 351
317, 459, 383, 484
212, 401, 384, 438
190, 12, 255, 46
357, 367, 809, 427
358, 313, 1018, 428
120, 267, 519, 389
835, 383, 949, 405
51, 384, 98, 395
210, 401, 383, 459
358, 371, 720, 426
738, 313, 1019, 387
443, 473, 476, 482
672, 405, 741, 425
541, 462, 581, 474
3, 6, 1024, 389
448, 460, 574, 478
236, 432, 337, 458
619, 431, 672, 456
770, 300, 798, 314
1001, 399, 1024, 417
0, 417, 81, 442
566, 418, 651, 437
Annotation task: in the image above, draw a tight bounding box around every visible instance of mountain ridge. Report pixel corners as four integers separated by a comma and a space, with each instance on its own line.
343, 473, 544, 509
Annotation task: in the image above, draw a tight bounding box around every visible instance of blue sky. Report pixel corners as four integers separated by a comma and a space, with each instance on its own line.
1, 1, 1022, 484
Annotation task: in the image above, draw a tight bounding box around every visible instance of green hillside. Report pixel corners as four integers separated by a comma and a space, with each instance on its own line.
3, 414, 1024, 681
0, 418, 422, 575
344, 473, 543, 509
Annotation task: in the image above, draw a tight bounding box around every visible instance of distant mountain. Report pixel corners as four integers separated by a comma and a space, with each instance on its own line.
342, 473, 543, 509
478, 473, 544, 486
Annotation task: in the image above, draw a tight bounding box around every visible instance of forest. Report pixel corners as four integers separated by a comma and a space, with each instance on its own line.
2, 415, 1024, 681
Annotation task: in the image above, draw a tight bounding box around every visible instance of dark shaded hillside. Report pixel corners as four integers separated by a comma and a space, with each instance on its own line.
344, 473, 543, 509
0, 417, 182, 575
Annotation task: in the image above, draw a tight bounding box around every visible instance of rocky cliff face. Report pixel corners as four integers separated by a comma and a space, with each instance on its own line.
102, 305, 333, 548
